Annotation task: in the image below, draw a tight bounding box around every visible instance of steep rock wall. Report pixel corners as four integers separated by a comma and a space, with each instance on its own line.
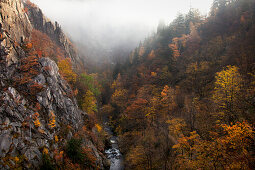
0, 0, 32, 66
0, 0, 106, 169
24, 2, 82, 66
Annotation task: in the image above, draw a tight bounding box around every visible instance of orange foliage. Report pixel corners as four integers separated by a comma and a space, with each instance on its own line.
32, 112, 41, 128
150, 72, 157, 77
20, 55, 39, 74
74, 89, 78, 96
48, 111, 56, 129
15, 54, 44, 96
54, 150, 64, 162
31, 29, 65, 61
64, 157, 81, 170
82, 147, 97, 168
29, 83, 44, 96
168, 43, 180, 59
125, 98, 148, 120
25, 42, 33, 49
173, 122, 254, 169
161, 85, 169, 97
18, 56, 43, 95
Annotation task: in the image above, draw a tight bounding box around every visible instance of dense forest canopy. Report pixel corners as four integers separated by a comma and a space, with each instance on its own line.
100, 0, 255, 169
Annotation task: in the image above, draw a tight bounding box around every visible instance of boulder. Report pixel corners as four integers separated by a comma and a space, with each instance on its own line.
0, 134, 12, 156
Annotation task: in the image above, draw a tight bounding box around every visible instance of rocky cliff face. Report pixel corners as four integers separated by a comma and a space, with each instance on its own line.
0, 0, 106, 169
24, 2, 82, 66
0, 0, 32, 66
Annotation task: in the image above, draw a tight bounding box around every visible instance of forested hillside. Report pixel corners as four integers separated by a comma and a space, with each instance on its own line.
1, 0, 255, 169
101, 0, 255, 169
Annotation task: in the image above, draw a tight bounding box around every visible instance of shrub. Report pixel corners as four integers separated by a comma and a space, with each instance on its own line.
65, 138, 84, 164
40, 154, 55, 170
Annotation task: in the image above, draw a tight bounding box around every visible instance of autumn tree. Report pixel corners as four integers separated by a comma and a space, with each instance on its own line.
82, 90, 97, 115
110, 89, 128, 111
77, 73, 101, 97
48, 111, 56, 129
32, 112, 41, 128
167, 118, 186, 139
184, 61, 210, 97
212, 65, 243, 123
145, 96, 159, 124
111, 73, 123, 90
15, 46, 44, 98
160, 85, 177, 118
58, 58, 77, 85
100, 1, 255, 168
173, 121, 254, 169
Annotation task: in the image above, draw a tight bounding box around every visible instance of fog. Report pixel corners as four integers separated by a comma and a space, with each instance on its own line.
30, 0, 213, 63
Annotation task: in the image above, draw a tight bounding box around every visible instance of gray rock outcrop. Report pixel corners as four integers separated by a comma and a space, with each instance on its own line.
0, 0, 106, 169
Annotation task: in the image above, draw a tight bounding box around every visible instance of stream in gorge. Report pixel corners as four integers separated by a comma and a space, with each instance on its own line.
104, 124, 124, 170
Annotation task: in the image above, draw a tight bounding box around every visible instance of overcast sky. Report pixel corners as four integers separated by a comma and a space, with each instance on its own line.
30, 0, 213, 60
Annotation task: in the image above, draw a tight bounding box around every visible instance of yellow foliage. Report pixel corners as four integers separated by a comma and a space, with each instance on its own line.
173, 122, 254, 169
111, 80, 117, 89
14, 157, 19, 163
212, 65, 243, 122
111, 89, 128, 109
111, 73, 123, 90
95, 124, 102, 132
43, 148, 49, 155
57, 58, 77, 85
213, 66, 242, 106
54, 135, 59, 142
145, 97, 159, 119
48, 111, 56, 129
167, 118, 186, 138
82, 90, 97, 114
34, 118, 40, 128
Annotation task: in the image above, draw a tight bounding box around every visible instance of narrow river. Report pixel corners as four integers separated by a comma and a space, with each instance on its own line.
104, 125, 124, 170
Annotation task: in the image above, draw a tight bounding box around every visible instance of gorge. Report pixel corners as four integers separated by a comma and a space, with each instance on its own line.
0, 0, 255, 169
